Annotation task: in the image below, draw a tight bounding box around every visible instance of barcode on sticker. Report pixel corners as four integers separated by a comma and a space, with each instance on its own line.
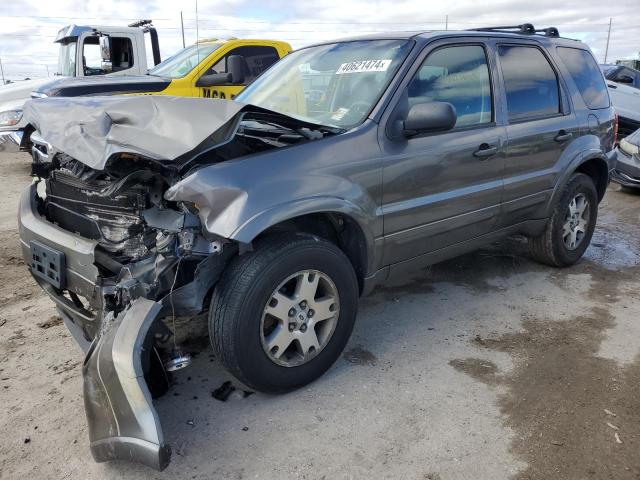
336, 59, 392, 74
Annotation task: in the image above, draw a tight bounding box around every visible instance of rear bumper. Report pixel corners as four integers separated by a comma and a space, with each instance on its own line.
611, 148, 640, 188
18, 184, 171, 471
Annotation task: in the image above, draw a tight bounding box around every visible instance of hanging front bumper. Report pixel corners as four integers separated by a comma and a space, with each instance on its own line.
83, 298, 171, 471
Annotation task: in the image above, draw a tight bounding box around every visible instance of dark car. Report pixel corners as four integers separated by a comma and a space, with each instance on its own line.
613, 128, 640, 189
19, 24, 616, 470
601, 64, 640, 89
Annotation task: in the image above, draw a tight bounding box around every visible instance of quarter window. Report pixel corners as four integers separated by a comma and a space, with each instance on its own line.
408, 45, 493, 128
498, 46, 560, 122
557, 47, 609, 109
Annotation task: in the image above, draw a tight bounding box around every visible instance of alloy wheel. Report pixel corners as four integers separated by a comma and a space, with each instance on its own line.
260, 270, 340, 367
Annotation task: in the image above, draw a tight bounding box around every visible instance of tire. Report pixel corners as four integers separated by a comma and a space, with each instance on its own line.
529, 173, 598, 267
209, 233, 359, 393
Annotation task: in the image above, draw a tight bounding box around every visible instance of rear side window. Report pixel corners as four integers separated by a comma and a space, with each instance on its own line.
408, 45, 493, 128
557, 47, 609, 109
498, 45, 560, 122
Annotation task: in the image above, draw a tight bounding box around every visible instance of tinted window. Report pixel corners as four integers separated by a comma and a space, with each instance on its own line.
206, 46, 280, 83
614, 68, 639, 87
498, 46, 560, 122
558, 47, 610, 109
408, 45, 492, 128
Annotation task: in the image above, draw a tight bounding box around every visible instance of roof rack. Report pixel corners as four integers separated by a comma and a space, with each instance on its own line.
469, 23, 560, 38
128, 19, 153, 28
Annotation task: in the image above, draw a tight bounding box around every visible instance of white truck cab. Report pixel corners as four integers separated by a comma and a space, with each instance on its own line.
0, 20, 160, 151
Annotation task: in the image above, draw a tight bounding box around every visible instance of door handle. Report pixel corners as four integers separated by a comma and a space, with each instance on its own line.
554, 130, 573, 142
473, 143, 497, 159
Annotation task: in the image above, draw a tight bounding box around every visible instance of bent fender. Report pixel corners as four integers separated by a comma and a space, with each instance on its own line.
83, 298, 171, 471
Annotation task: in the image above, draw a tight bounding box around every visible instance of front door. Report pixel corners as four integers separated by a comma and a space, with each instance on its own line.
380, 41, 506, 265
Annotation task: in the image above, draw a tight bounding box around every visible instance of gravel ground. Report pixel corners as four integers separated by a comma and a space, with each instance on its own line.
0, 150, 639, 480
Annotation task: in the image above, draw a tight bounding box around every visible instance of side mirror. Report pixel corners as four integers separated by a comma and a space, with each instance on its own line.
99, 36, 111, 61
403, 101, 457, 137
99, 36, 113, 73
196, 72, 233, 87
227, 55, 246, 84
195, 55, 247, 87
617, 74, 634, 84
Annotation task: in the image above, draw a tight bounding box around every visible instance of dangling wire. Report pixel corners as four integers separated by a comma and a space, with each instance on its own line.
169, 257, 182, 349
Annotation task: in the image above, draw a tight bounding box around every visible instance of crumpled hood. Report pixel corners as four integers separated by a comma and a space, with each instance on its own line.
0, 77, 50, 106
23, 96, 247, 170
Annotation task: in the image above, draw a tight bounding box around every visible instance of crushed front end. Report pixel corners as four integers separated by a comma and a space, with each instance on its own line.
18, 95, 338, 470
19, 151, 233, 470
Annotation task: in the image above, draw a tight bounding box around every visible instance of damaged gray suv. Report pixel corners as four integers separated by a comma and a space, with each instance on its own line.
19, 25, 616, 470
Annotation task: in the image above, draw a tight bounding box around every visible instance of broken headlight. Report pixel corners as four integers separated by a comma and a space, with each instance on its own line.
620, 137, 639, 157
0, 109, 22, 127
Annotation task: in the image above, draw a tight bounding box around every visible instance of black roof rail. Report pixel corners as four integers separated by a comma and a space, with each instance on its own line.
128, 19, 153, 28
469, 23, 560, 38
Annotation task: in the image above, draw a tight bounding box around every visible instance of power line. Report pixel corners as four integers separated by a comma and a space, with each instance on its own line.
0, 13, 616, 27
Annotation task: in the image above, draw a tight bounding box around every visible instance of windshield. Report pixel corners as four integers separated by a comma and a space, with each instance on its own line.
149, 43, 220, 78
236, 40, 412, 128
57, 41, 77, 76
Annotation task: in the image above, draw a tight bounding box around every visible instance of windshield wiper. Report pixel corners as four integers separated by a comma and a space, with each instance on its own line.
245, 110, 345, 136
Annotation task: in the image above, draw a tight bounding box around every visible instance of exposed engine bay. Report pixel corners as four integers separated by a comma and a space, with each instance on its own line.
20, 95, 340, 471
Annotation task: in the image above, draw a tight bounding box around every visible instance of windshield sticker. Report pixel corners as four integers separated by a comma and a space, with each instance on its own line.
336, 59, 392, 74
331, 107, 350, 121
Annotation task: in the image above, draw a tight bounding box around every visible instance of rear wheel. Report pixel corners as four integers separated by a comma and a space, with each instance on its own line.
530, 173, 598, 267
209, 233, 359, 393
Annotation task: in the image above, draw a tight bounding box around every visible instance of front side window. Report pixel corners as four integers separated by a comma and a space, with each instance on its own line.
407, 45, 493, 128
149, 43, 220, 78
557, 47, 609, 110
204, 45, 280, 84
236, 40, 412, 128
57, 41, 77, 76
498, 45, 560, 122
82, 37, 104, 76
82, 36, 134, 76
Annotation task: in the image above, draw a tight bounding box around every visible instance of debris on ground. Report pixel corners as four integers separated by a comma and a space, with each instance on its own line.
211, 381, 253, 402
37, 316, 63, 329
343, 346, 378, 366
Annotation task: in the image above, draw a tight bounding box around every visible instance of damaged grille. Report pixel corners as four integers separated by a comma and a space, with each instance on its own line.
45, 170, 154, 259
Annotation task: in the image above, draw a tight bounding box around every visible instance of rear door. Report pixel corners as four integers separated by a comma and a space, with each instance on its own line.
496, 42, 579, 226
380, 39, 506, 265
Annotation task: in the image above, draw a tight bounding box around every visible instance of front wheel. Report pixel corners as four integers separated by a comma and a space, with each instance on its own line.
209, 233, 359, 393
529, 173, 598, 267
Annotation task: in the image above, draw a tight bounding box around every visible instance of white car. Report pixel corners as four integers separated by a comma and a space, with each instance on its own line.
601, 65, 640, 139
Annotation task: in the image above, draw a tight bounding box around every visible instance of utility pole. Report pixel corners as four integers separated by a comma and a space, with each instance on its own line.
445, 15, 448, 30
180, 11, 186, 48
604, 17, 612, 63
46, 65, 50, 77
0, 57, 5, 85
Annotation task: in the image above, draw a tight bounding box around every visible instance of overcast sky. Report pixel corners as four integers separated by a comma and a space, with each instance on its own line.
0, 0, 638, 80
